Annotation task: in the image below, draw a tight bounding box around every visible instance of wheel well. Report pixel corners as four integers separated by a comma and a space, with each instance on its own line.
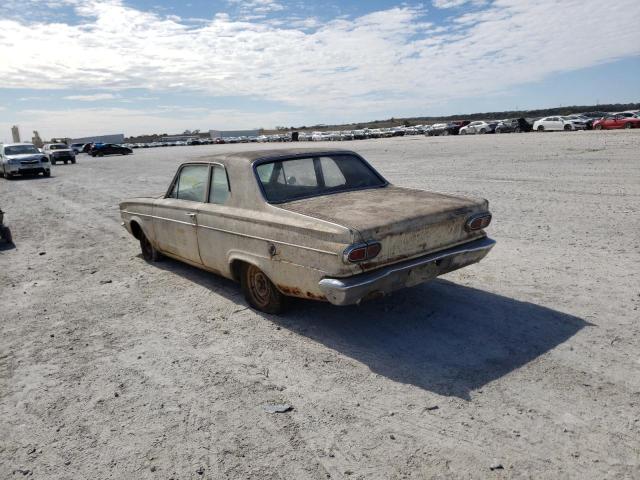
130, 220, 143, 240
230, 259, 247, 282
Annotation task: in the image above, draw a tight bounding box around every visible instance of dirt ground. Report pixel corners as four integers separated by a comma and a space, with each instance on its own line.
1, 130, 639, 479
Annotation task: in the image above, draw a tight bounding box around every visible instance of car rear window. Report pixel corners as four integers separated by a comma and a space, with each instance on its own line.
255, 154, 385, 203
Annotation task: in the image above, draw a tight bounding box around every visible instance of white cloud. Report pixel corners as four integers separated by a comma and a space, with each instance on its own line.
63, 93, 117, 101
1, 0, 639, 136
433, 0, 471, 8
227, 0, 284, 14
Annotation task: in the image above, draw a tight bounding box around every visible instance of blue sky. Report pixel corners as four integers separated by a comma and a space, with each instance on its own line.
1, 0, 639, 140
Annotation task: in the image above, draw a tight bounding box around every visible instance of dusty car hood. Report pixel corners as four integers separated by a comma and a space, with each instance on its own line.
279, 186, 490, 270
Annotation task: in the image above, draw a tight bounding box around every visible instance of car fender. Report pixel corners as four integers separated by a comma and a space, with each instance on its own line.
227, 250, 272, 281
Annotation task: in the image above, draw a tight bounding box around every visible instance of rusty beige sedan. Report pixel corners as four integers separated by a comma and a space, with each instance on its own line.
120, 149, 495, 313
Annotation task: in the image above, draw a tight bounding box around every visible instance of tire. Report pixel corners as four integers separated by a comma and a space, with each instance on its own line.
564, 124, 572, 131
43, 170, 51, 177
139, 231, 161, 262
240, 264, 285, 314
624, 122, 632, 129
479, 129, 486, 134
537, 126, 545, 132
460, 130, 466, 135
51, 159, 56, 165
442, 130, 449, 136
594, 124, 603, 130
64, 160, 68, 164
514, 127, 521, 133
71, 158, 76, 164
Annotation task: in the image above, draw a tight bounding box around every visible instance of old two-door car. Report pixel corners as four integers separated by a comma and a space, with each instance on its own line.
120, 149, 495, 313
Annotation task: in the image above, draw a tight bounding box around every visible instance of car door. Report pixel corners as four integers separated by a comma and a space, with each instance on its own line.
153, 163, 209, 264
195, 164, 233, 273
543, 117, 557, 130
612, 116, 624, 128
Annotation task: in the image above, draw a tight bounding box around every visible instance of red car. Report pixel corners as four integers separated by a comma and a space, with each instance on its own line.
593, 115, 640, 130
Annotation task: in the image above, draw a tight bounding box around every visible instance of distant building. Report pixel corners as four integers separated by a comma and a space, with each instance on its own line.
209, 129, 260, 139
11, 126, 20, 143
160, 135, 201, 142
69, 134, 125, 145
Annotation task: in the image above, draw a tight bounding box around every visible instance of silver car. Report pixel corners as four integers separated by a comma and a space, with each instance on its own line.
1, 143, 51, 178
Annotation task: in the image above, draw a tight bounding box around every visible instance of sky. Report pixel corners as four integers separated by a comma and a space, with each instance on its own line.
1, 0, 639, 141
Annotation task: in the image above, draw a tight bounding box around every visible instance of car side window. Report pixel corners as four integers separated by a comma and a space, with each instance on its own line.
209, 165, 230, 205
281, 158, 318, 187
169, 165, 208, 202
320, 156, 347, 187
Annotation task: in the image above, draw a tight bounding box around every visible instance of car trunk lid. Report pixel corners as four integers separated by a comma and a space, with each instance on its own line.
278, 186, 490, 271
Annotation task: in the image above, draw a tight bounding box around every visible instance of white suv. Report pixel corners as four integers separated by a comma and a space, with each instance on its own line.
43, 143, 76, 165
1, 143, 51, 179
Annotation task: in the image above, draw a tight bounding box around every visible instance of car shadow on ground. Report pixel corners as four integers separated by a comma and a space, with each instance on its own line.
151, 256, 590, 399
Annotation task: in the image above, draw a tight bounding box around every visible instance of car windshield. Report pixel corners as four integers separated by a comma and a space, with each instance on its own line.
255, 154, 386, 203
49, 144, 68, 150
4, 145, 39, 155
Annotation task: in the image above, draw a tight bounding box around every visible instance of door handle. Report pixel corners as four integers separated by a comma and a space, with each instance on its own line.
185, 212, 197, 217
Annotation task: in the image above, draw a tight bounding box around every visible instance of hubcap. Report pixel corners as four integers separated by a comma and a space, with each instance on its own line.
248, 266, 271, 307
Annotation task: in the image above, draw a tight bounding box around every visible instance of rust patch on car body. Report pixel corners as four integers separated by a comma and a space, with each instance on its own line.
305, 291, 326, 301
277, 284, 302, 296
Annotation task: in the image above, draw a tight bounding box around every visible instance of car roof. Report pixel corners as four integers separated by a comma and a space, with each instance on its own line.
193, 148, 358, 165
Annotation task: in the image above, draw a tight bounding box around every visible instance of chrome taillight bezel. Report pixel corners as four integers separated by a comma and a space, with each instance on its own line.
465, 213, 492, 232
343, 242, 382, 264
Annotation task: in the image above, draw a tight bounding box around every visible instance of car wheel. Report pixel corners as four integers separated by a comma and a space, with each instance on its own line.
139, 231, 161, 262
51, 159, 56, 165
98, 153, 104, 157
479, 129, 486, 134
64, 160, 68, 164
594, 124, 603, 130
43, 170, 51, 177
442, 130, 449, 136
460, 130, 466, 135
514, 127, 521, 133
537, 126, 544, 132
564, 124, 572, 131
71, 158, 76, 164
241, 264, 285, 314
624, 122, 632, 129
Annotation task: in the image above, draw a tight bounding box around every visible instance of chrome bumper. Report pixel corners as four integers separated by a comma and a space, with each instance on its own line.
319, 237, 496, 306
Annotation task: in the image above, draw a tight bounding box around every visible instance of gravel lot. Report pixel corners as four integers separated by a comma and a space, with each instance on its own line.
1, 131, 639, 479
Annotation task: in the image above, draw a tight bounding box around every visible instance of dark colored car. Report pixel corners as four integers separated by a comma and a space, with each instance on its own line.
593, 115, 640, 130
495, 118, 533, 133
90, 144, 133, 157
428, 122, 467, 136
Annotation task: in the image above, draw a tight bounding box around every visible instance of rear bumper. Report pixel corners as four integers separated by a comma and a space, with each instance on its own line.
319, 237, 496, 306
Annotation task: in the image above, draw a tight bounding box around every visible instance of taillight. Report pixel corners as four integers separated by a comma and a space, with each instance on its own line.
466, 213, 492, 231
344, 242, 382, 263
